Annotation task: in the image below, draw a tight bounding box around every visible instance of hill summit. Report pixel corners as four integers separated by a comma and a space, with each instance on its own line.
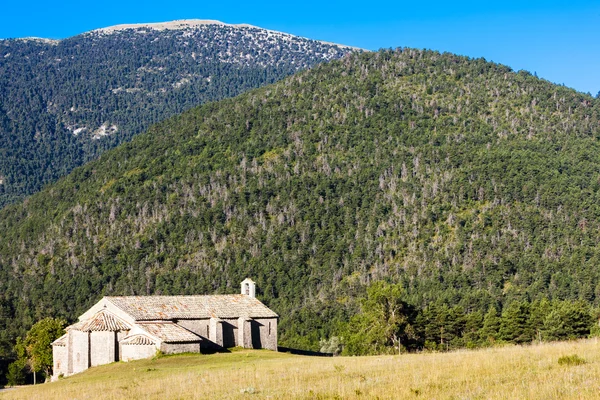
0, 20, 357, 207
91, 19, 359, 50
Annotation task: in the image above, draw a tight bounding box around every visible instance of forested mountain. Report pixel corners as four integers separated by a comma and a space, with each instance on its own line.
1, 49, 600, 356
0, 20, 356, 207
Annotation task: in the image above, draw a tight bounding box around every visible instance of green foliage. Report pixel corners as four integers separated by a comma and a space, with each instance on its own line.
339, 291, 597, 355
479, 306, 501, 345
557, 354, 586, 366
589, 324, 600, 338
463, 310, 483, 348
342, 282, 414, 355
529, 299, 552, 342
417, 304, 468, 351
0, 49, 599, 353
541, 301, 593, 341
319, 337, 343, 356
12, 317, 66, 383
6, 359, 26, 386
499, 302, 533, 344
153, 350, 166, 360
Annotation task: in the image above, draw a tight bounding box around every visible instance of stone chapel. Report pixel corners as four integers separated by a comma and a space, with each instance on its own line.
52, 278, 277, 380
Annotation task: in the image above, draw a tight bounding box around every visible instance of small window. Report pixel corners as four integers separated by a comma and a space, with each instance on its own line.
268, 321, 271, 335
206, 325, 209, 337
245, 283, 250, 295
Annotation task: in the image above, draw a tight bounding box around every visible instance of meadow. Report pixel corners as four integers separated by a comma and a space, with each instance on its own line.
2, 339, 599, 399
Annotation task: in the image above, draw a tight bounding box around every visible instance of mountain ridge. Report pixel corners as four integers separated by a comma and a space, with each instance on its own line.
0, 21, 358, 207
2, 19, 362, 51
90, 19, 362, 50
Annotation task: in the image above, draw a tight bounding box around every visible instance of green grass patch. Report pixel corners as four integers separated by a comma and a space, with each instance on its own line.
557, 354, 586, 366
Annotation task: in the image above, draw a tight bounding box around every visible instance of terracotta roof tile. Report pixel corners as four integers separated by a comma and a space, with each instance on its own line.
68, 310, 131, 332
137, 322, 201, 343
121, 334, 156, 346
106, 294, 278, 320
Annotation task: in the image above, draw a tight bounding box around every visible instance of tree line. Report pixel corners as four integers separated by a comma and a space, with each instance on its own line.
334, 282, 598, 355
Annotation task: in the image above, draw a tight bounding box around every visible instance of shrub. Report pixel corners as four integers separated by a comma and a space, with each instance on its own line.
557, 355, 586, 366
152, 350, 165, 360
6, 360, 26, 386
589, 324, 600, 338
319, 336, 343, 356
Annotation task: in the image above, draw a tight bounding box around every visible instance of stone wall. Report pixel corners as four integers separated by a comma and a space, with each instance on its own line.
116, 331, 128, 360
176, 319, 217, 351
121, 344, 157, 361
70, 330, 90, 374
52, 346, 67, 381
237, 318, 252, 348
209, 318, 224, 348
221, 319, 239, 348
177, 319, 210, 339
161, 342, 201, 354
252, 318, 278, 351
90, 331, 116, 367
177, 317, 276, 350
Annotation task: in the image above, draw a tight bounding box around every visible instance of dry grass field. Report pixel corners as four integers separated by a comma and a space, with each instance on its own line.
2, 339, 600, 399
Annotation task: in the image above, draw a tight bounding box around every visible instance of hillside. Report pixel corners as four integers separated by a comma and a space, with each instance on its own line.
2, 341, 599, 399
0, 20, 356, 207
1, 49, 600, 354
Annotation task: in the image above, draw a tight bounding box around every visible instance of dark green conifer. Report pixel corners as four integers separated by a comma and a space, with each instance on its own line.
479, 306, 501, 345
500, 302, 532, 344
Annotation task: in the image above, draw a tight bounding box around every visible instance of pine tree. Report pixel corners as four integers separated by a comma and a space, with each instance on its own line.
479, 306, 501, 345
463, 311, 483, 348
541, 301, 593, 341
499, 302, 532, 344
528, 298, 551, 342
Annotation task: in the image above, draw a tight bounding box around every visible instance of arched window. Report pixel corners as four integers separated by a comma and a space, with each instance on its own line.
245, 283, 250, 295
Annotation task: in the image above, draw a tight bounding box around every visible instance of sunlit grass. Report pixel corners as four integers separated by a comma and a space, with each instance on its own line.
2, 339, 600, 399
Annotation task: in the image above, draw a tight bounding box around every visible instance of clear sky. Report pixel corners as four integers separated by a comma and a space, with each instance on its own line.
1, 0, 599, 95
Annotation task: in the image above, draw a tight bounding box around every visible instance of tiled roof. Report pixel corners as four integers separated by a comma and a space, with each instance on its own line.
121, 334, 156, 346
69, 310, 131, 332
52, 334, 67, 347
106, 294, 278, 320
137, 322, 201, 343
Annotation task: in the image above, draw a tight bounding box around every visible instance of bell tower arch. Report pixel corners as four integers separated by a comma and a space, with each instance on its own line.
241, 278, 256, 298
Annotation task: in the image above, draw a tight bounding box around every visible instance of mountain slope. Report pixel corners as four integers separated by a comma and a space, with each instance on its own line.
0, 20, 356, 207
1, 49, 600, 353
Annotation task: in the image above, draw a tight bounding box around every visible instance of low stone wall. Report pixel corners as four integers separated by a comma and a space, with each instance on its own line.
161, 342, 201, 354
121, 344, 157, 361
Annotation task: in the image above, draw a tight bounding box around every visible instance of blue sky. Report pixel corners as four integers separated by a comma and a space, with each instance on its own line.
1, 1, 599, 95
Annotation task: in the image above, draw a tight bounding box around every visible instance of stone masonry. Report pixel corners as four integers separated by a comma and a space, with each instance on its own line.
52, 278, 278, 380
